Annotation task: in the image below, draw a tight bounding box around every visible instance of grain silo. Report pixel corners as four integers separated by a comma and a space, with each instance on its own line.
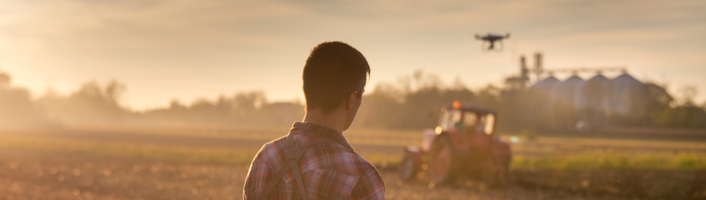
586, 73, 612, 111
531, 75, 561, 102
611, 72, 643, 114
554, 74, 586, 109
532, 75, 561, 91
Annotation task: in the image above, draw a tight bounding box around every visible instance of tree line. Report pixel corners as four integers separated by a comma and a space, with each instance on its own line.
0, 70, 704, 132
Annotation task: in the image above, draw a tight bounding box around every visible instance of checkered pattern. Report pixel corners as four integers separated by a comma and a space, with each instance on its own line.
243, 122, 386, 200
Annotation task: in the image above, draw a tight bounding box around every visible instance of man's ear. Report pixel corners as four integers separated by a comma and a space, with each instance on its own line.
346, 91, 358, 110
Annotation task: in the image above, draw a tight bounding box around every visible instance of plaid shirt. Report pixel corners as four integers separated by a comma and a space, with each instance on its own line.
243, 122, 385, 200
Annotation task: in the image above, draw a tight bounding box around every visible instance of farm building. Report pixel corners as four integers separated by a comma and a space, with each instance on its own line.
531, 71, 645, 129
553, 74, 588, 109
611, 73, 644, 115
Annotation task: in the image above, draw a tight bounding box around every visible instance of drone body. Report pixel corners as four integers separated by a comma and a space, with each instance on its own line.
475, 33, 510, 51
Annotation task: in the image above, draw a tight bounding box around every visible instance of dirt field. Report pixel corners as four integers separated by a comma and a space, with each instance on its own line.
1, 150, 629, 200
1, 128, 705, 199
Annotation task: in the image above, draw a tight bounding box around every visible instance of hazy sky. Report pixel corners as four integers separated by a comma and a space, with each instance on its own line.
1, 0, 705, 110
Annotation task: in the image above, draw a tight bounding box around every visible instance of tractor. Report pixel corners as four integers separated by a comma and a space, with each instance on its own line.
399, 101, 512, 186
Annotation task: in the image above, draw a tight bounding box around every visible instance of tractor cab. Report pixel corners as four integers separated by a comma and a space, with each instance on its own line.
430, 103, 497, 153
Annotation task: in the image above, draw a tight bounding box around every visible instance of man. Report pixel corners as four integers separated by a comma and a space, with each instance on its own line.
243, 42, 385, 200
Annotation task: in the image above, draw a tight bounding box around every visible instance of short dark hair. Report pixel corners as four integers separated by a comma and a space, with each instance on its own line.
303, 41, 370, 113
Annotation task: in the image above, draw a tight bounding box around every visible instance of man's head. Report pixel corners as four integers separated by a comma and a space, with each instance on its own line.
302, 41, 370, 130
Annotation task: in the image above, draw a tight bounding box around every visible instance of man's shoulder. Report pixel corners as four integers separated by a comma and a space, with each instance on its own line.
303, 141, 378, 177
252, 134, 379, 176
253, 137, 285, 167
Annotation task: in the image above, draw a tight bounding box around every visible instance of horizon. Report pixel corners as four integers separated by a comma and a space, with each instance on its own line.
2, 0, 705, 110
0, 67, 679, 112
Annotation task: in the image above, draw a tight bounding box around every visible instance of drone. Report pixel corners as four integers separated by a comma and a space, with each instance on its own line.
475, 33, 510, 52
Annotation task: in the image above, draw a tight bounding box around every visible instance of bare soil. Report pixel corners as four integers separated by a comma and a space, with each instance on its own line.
512, 169, 706, 200
2, 128, 705, 199
0, 150, 631, 200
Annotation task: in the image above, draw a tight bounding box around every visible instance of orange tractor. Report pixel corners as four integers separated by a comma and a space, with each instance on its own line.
399, 102, 512, 185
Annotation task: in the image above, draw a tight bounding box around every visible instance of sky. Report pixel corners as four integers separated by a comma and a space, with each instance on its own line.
1, 0, 705, 110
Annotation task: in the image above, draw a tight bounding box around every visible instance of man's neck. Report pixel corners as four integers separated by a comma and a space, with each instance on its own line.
302, 108, 345, 134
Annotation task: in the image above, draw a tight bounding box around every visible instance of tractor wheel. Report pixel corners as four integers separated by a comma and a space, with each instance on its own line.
496, 155, 511, 185
482, 155, 510, 187
398, 151, 418, 182
428, 136, 457, 185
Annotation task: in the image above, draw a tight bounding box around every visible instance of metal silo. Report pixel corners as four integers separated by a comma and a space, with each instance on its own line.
532, 76, 561, 91
554, 74, 586, 109
532, 75, 561, 102
611, 72, 643, 114
586, 73, 612, 111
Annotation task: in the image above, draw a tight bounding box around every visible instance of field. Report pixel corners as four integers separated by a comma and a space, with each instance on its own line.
1, 127, 705, 199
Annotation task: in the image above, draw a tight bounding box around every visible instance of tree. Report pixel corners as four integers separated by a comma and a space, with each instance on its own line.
678, 85, 698, 106
0, 71, 51, 130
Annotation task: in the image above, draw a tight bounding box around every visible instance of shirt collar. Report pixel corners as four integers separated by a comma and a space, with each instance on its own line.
290, 122, 354, 151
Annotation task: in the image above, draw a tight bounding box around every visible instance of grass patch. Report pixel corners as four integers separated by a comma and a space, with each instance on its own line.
3, 129, 706, 170
512, 152, 706, 170
0, 134, 405, 167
